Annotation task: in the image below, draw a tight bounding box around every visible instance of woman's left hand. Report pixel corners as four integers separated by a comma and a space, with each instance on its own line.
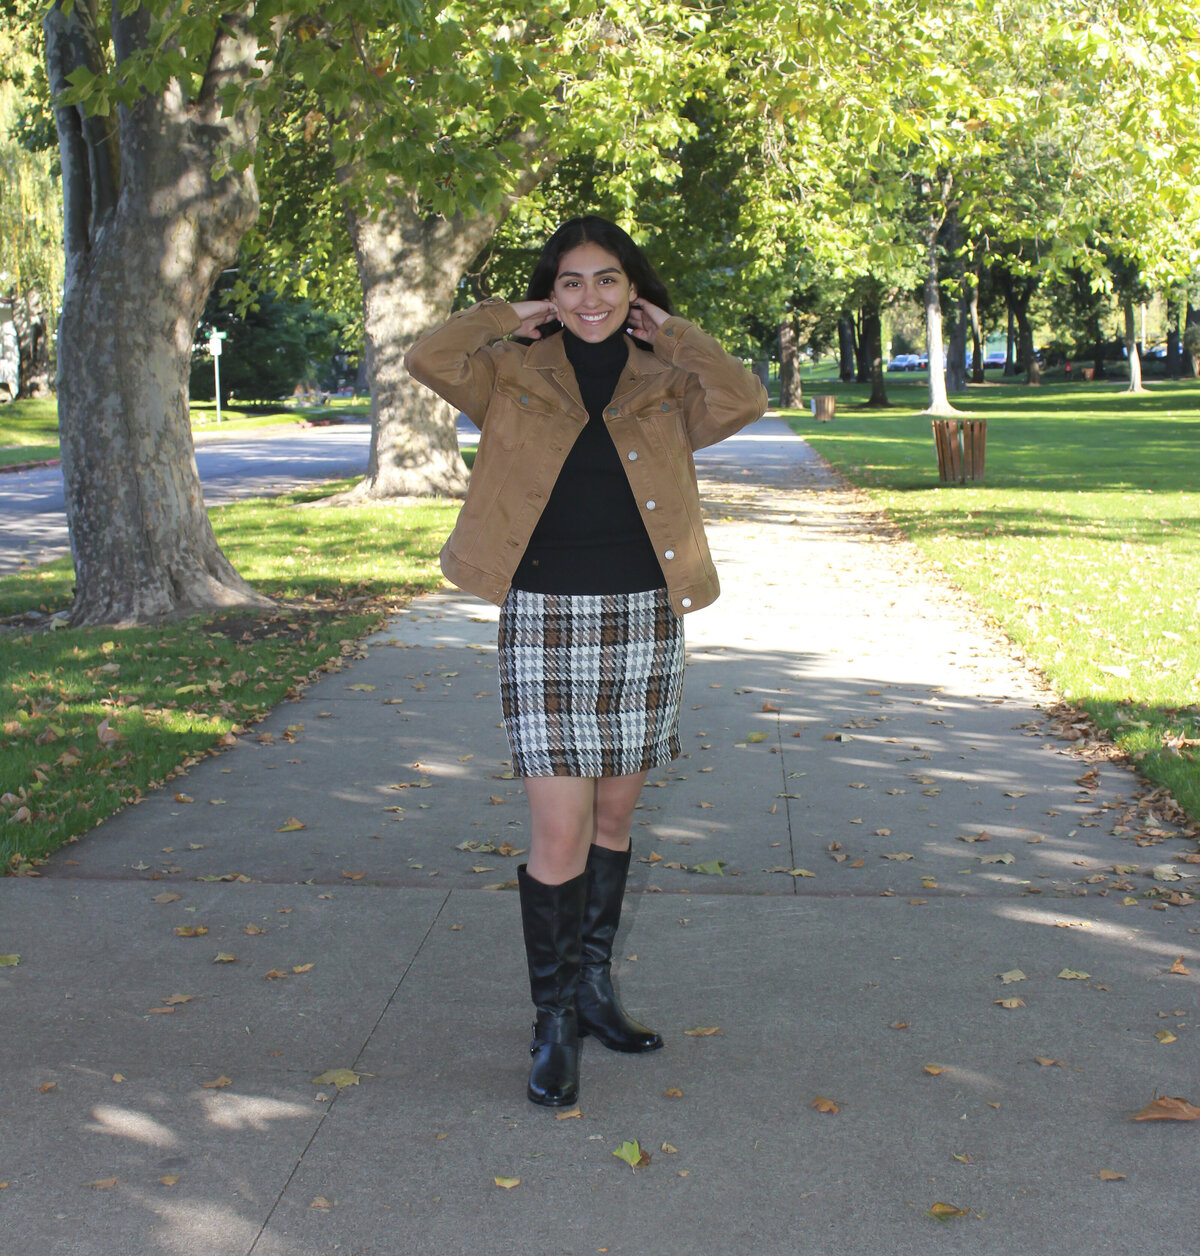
626, 298, 670, 345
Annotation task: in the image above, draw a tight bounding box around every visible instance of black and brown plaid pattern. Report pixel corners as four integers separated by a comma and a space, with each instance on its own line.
498, 588, 684, 778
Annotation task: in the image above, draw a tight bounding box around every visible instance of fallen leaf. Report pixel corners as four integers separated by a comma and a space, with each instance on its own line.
243, 924, 266, 936
493, 1177, 521, 1189
554, 1107, 583, 1120
812, 1096, 840, 1114
995, 998, 1025, 1009
173, 926, 208, 938
746, 732, 769, 743
1057, 969, 1090, 981
173, 793, 194, 804
276, 817, 307, 831
39, 1082, 57, 1093
88, 1177, 119, 1190
161, 994, 192, 1006
691, 860, 726, 876
999, 969, 1027, 984
346, 684, 376, 692
761, 701, 780, 713
96, 719, 121, 745
926, 1202, 969, 1220
923, 1065, 946, 1076
292, 963, 314, 975
1131, 1096, 1200, 1121
213, 952, 237, 964
1168, 957, 1190, 975
613, 1140, 651, 1170
661, 1143, 679, 1154
978, 853, 1015, 865
684, 1026, 721, 1037
310, 1196, 333, 1209
665, 1087, 684, 1099
312, 1068, 363, 1090
200, 1076, 232, 1089
1096, 1170, 1126, 1181
0, 954, 20, 967
159, 1175, 180, 1187
265, 969, 288, 980
1034, 1057, 1064, 1067
881, 852, 914, 861
1156, 1029, 1177, 1043
152, 892, 182, 904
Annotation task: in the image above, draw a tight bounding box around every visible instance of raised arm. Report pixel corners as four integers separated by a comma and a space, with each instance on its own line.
404, 298, 555, 425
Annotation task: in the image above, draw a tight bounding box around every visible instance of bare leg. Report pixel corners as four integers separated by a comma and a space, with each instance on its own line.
523, 776, 597, 885
592, 770, 649, 852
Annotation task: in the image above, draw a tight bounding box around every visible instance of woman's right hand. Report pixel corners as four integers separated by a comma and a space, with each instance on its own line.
509, 299, 559, 339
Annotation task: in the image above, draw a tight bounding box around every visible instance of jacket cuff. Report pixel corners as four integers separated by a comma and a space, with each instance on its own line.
652, 316, 693, 363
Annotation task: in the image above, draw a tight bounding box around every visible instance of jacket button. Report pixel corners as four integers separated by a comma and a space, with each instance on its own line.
664, 327, 675, 336
627, 451, 638, 461
661, 402, 670, 411
646, 500, 656, 510
607, 406, 619, 417
664, 549, 675, 560
681, 597, 692, 608
520, 395, 530, 404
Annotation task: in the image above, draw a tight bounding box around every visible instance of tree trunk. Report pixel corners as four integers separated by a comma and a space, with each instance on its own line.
1003, 307, 1016, 376
861, 298, 889, 407
922, 228, 956, 415
1123, 295, 1145, 393
1166, 300, 1181, 380
333, 158, 547, 502
855, 309, 871, 384
46, 2, 271, 626
1184, 303, 1199, 378
13, 289, 51, 397
966, 273, 984, 383
778, 318, 803, 408
1015, 307, 1041, 384
837, 314, 856, 383
998, 268, 1040, 384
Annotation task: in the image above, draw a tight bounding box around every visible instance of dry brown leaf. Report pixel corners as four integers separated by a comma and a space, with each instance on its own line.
684, 1026, 720, 1037
995, 997, 1025, 1009
761, 700, 780, 713
1034, 1056, 1064, 1067
1155, 1029, 1177, 1044
276, 817, 307, 832
926, 1202, 969, 1220
292, 963, 314, 975
1097, 1170, 1126, 1181
812, 1096, 840, 1114
554, 1107, 583, 1121
200, 1076, 231, 1090
310, 1196, 333, 1209
174, 926, 208, 938
493, 1177, 521, 1189
665, 1087, 684, 1098
88, 1177, 119, 1190
152, 892, 182, 904
1131, 1096, 1200, 1121
38, 1082, 57, 1093
923, 1065, 946, 1076
1167, 956, 1191, 975
265, 969, 288, 980
243, 924, 266, 936
213, 952, 237, 964
159, 1175, 180, 1187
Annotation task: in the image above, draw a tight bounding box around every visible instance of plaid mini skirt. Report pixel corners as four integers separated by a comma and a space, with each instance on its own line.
498, 587, 685, 778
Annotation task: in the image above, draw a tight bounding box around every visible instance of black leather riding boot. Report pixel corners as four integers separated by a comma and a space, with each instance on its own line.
517, 864, 587, 1107
576, 843, 663, 1053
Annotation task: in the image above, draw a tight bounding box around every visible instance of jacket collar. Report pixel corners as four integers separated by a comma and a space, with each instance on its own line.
525, 332, 671, 380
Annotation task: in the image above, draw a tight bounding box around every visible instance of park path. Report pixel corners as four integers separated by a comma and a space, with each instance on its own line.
1, 417, 1197, 1256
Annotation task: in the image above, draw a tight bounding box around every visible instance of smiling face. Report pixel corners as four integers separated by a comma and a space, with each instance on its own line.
551, 241, 637, 342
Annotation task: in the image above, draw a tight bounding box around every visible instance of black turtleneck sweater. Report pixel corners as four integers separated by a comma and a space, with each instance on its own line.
511, 329, 665, 595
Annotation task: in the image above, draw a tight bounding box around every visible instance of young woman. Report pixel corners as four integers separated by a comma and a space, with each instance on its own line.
405, 216, 766, 1107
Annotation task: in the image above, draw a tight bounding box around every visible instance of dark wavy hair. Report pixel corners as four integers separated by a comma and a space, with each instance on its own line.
519, 216, 673, 350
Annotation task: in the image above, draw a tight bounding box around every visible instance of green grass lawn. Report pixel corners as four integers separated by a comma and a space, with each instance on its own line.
0, 480, 456, 868
0, 396, 366, 468
783, 376, 1200, 822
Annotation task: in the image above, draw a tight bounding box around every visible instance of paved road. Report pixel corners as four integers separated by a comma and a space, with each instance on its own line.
3, 417, 1196, 1256
0, 422, 375, 574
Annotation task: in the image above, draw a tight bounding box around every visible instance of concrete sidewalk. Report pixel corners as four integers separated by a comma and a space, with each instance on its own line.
3, 418, 1198, 1256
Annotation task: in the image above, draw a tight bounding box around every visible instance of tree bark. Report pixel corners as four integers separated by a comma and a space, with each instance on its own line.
778, 318, 803, 408
333, 156, 548, 502
1166, 300, 1181, 380
45, 2, 271, 626
922, 222, 956, 415
837, 314, 856, 383
943, 212, 966, 395
966, 272, 984, 383
1123, 295, 1145, 393
861, 297, 889, 407
997, 268, 1040, 384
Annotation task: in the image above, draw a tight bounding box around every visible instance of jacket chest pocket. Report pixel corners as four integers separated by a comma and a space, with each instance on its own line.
485, 383, 560, 451
635, 396, 688, 454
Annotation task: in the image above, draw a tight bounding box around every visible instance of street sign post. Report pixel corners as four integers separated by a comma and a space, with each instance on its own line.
207, 331, 226, 422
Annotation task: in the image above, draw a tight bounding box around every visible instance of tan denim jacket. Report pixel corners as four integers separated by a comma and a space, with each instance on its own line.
405, 297, 768, 615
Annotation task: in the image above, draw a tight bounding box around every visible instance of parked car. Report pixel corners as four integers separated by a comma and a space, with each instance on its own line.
983, 351, 1006, 369
887, 353, 920, 372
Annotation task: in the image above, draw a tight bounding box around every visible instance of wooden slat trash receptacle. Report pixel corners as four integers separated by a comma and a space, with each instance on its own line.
811, 394, 836, 422
931, 418, 987, 484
